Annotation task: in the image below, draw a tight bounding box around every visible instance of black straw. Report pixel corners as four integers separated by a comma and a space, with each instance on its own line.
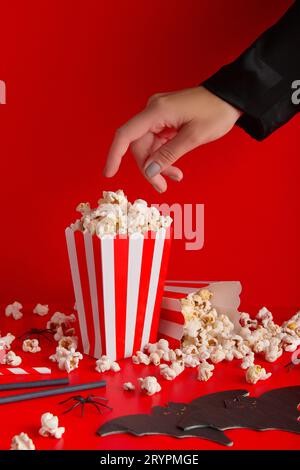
0, 377, 69, 391
0, 380, 106, 405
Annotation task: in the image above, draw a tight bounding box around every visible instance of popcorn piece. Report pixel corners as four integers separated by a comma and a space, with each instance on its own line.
239, 312, 258, 330
5, 301, 23, 320
71, 190, 172, 238
33, 303, 49, 316
95, 355, 120, 373
50, 346, 82, 373
22, 339, 41, 353
132, 351, 150, 365
58, 336, 78, 351
160, 361, 184, 380
0, 332, 15, 350
149, 352, 161, 366
111, 361, 121, 372
241, 351, 255, 370
1, 350, 22, 366
10, 433, 35, 450
210, 346, 226, 364
246, 365, 272, 384
39, 412, 65, 439
183, 354, 200, 368
95, 355, 111, 373
197, 360, 214, 382
138, 376, 161, 396
123, 382, 135, 391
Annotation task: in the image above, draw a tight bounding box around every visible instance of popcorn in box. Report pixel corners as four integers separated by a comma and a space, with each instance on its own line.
66, 190, 172, 361
158, 280, 242, 350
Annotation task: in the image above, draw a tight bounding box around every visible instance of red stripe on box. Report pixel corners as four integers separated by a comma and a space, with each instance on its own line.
132, 236, 156, 353
148, 229, 172, 344
160, 307, 184, 325
75, 232, 95, 356
93, 235, 106, 357
114, 236, 129, 360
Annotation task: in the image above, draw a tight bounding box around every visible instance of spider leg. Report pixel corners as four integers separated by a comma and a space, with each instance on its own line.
90, 395, 109, 402
92, 400, 113, 411
91, 402, 103, 414
62, 401, 81, 415
59, 397, 75, 405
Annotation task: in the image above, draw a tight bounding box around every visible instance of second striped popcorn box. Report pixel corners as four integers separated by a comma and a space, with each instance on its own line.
66, 228, 172, 361
158, 280, 242, 349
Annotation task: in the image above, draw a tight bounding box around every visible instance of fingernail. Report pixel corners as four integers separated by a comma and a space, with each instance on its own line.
153, 184, 163, 193
145, 162, 161, 178
169, 175, 181, 182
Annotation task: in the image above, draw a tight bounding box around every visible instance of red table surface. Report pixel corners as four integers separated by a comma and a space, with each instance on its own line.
0, 305, 299, 451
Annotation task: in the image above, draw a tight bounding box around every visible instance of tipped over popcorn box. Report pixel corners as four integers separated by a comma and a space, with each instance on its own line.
65, 190, 172, 361
158, 280, 242, 349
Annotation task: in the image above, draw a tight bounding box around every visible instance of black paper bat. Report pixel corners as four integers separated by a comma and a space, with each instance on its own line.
97, 402, 233, 446
178, 386, 300, 433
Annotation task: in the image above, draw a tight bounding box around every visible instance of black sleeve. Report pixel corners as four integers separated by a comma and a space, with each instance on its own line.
202, 1, 300, 140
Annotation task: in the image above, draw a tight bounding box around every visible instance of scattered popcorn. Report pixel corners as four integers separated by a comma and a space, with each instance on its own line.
22, 339, 41, 353
70, 190, 172, 238
123, 382, 135, 391
10, 432, 35, 450
39, 412, 65, 439
1, 350, 22, 366
58, 336, 78, 351
149, 352, 161, 366
246, 365, 272, 384
33, 304, 49, 316
132, 351, 150, 365
160, 361, 184, 380
0, 332, 15, 350
95, 355, 120, 373
50, 346, 82, 373
95, 355, 111, 373
138, 376, 161, 396
111, 361, 121, 372
197, 360, 214, 382
240, 351, 255, 370
5, 301, 23, 320
183, 354, 200, 368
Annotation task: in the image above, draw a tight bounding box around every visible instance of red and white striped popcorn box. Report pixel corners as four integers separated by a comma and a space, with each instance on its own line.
65, 228, 172, 361
158, 280, 242, 349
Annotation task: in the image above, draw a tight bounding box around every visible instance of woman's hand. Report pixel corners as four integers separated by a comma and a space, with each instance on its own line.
103, 86, 242, 193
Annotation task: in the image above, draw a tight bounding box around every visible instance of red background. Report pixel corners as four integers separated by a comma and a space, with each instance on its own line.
0, 0, 299, 451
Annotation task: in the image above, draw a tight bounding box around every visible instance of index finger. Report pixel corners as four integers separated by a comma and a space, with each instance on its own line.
103, 109, 155, 177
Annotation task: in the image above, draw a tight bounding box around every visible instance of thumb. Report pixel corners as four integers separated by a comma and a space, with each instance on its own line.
144, 123, 202, 178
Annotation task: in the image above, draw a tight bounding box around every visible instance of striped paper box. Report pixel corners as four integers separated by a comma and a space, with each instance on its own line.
158, 280, 242, 349
65, 228, 172, 361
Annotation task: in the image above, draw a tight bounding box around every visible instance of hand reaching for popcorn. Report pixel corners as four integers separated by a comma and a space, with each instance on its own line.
103, 87, 241, 193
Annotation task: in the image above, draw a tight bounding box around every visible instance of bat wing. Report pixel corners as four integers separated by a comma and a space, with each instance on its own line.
97, 407, 233, 446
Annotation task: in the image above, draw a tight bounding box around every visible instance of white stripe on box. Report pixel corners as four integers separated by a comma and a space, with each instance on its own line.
125, 233, 144, 357
65, 228, 90, 354
32, 367, 52, 374
101, 236, 116, 361
84, 232, 102, 358
0, 367, 52, 375
161, 297, 181, 311
158, 319, 184, 341
141, 228, 166, 348
164, 285, 207, 294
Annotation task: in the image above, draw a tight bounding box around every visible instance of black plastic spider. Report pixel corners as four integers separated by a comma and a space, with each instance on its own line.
17, 328, 54, 342
59, 394, 112, 416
